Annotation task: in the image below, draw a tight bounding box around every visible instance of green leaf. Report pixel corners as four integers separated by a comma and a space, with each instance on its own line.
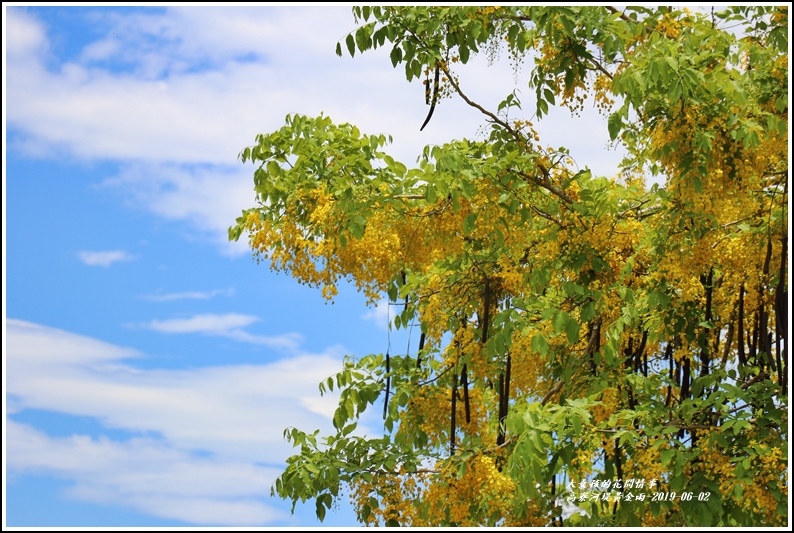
661, 448, 675, 466
459, 179, 476, 199
346, 34, 355, 57
460, 44, 470, 64
348, 215, 367, 239
333, 409, 344, 430
608, 112, 623, 141
581, 301, 596, 322
537, 98, 549, 117
543, 87, 555, 105
591, 256, 609, 273
553, 310, 569, 335
355, 26, 371, 52
570, 413, 582, 435
425, 184, 438, 203
532, 334, 549, 356
387, 281, 398, 302
456, 460, 467, 479
390, 46, 403, 67
565, 318, 580, 344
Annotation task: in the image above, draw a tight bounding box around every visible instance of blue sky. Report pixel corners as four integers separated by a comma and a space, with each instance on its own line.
3, 5, 624, 527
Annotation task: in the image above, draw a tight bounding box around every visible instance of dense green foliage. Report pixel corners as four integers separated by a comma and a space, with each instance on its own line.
232, 6, 788, 526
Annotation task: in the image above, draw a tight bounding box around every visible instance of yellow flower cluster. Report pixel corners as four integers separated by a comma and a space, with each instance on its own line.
245, 185, 473, 305
625, 442, 668, 487
350, 471, 424, 526
695, 432, 787, 525
592, 387, 619, 425
593, 74, 615, 113
507, 329, 546, 398
246, 6, 787, 526
655, 13, 682, 39
422, 455, 523, 526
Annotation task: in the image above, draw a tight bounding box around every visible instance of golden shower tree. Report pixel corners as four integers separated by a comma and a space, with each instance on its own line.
230, 6, 788, 526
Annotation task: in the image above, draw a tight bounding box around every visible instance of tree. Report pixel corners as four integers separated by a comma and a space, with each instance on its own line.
230, 6, 788, 527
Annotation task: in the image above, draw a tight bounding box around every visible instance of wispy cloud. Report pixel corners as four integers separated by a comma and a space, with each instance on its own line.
77, 250, 135, 267
139, 313, 302, 351
101, 163, 256, 255
361, 298, 394, 331
7, 420, 284, 526
6, 7, 624, 257
5, 8, 47, 62
6, 319, 349, 524
4, 6, 394, 166
6, 319, 141, 365
7, 319, 339, 458
144, 313, 258, 334
141, 287, 235, 302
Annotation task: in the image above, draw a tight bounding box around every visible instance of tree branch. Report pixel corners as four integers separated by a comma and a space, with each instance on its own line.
541, 380, 564, 405
510, 168, 574, 205
605, 6, 634, 25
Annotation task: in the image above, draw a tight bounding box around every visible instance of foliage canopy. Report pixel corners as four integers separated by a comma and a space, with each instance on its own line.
230, 6, 789, 526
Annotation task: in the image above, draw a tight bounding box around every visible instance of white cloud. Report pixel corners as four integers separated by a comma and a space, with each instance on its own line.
4, 8, 48, 61
6, 319, 341, 458
6, 319, 141, 366
7, 420, 284, 526
141, 287, 235, 302
361, 298, 394, 331
77, 249, 135, 267
138, 313, 302, 351
5, 6, 617, 168
100, 163, 256, 255
6, 7, 625, 255
219, 329, 303, 351
5, 7, 389, 165
144, 313, 259, 334
79, 35, 120, 63
6, 319, 351, 524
